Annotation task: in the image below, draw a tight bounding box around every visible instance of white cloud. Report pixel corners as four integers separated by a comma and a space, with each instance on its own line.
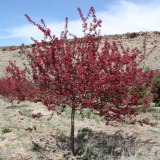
1, 0, 160, 44
1, 20, 84, 44
99, 0, 160, 34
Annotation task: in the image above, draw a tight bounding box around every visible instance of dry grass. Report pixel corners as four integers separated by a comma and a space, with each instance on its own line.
0, 97, 159, 159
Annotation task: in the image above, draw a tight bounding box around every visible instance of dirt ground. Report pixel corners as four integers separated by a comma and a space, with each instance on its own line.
0, 96, 160, 160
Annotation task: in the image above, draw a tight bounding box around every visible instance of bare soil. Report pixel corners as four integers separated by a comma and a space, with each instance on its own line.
0, 97, 160, 160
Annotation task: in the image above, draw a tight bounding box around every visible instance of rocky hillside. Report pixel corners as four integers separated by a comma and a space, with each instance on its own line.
0, 31, 160, 78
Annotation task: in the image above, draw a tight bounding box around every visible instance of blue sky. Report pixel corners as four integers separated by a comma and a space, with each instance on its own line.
0, 0, 160, 46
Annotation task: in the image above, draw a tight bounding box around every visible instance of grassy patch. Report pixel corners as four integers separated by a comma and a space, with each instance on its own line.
152, 107, 160, 120
149, 128, 160, 137
1, 127, 11, 134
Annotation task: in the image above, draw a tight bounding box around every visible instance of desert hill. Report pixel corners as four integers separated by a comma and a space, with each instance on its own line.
0, 31, 160, 78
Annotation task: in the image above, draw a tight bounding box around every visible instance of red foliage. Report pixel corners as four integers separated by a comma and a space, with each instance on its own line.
32, 113, 43, 119
0, 61, 38, 103
1, 6, 155, 123
0, 7, 155, 155
0, 77, 16, 102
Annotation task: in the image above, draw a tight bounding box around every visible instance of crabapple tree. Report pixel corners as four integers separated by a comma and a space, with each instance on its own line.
0, 7, 155, 155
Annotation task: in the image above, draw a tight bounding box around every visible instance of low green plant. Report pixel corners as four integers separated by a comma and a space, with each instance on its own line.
76, 138, 88, 152
12, 104, 29, 109
149, 129, 160, 136
152, 107, 160, 120
81, 127, 92, 133
2, 127, 11, 134
75, 127, 92, 154
152, 71, 160, 105
21, 108, 33, 116
145, 66, 151, 72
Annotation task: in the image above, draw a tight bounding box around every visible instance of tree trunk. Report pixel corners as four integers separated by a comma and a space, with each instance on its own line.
70, 106, 75, 155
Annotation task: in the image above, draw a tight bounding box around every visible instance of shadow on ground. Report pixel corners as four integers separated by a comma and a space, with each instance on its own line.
30, 129, 159, 160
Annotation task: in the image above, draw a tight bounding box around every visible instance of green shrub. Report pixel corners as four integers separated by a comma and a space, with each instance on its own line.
2, 128, 11, 134
152, 71, 160, 106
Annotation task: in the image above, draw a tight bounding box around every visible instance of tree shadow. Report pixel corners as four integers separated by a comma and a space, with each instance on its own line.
76, 129, 158, 159
30, 129, 159, 160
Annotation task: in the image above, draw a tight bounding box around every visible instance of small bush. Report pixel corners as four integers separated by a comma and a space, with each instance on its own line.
2, 127, 11, 134
152, 70, 160, 105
